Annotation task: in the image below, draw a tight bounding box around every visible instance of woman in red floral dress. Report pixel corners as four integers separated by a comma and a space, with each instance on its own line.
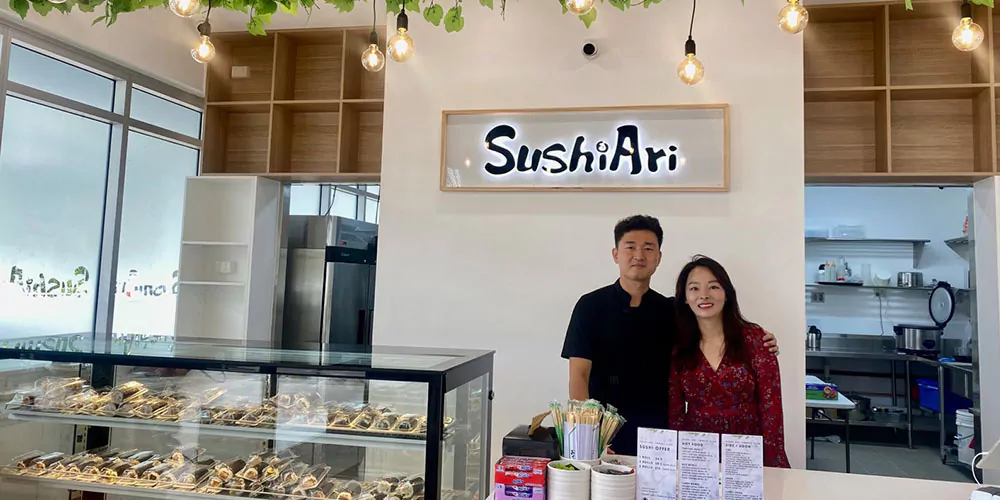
668, 255, 790, 468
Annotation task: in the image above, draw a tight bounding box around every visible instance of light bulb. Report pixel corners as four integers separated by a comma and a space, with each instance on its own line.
677, 54, 704, 85
169, 0, 199, 17
952, 17, 984, 51
362, 43, 386, 72
191, 35, 216, 63
778, 0, 808, 34
388, 30, 414, 62
566, 0, 595, 15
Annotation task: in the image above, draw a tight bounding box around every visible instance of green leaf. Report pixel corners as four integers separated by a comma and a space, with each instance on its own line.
279, 0, 296, 14
91, 13, 106, 23
247, 15, 266, 35
558, 0, 566, 14
642, 0, 661, 6
404, 0, 418, 11
9, 0, 29, 17
386, 0, 400, 13
77, 0, 95, 11
53, 2, 71, 12
422, 3, 442, 25
971, 0, 993, 6
31, 0, 53, 15
229, 0, 247, 12
255, 0, 276, 15
578, 6, 595, 27
608, 0, 626, 11
443, 4, 463, 32
256, 10, 272, 22
904, 0, 912, 9
479, 0, 492, 8
328, 0, 353, 11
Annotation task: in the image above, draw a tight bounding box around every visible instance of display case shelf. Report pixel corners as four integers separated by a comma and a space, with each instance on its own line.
3, 409, 436, 451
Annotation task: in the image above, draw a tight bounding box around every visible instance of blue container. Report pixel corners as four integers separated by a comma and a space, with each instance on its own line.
917, 378, 972, 414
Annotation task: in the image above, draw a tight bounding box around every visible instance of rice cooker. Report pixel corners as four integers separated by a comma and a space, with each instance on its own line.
894, 281, 956, 356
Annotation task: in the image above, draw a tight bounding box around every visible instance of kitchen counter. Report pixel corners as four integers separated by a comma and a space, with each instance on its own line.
806, 346, 940, 366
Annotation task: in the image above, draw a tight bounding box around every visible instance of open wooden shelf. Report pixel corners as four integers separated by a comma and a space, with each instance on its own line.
805, 2, 999, 184
200, 27, 386, 182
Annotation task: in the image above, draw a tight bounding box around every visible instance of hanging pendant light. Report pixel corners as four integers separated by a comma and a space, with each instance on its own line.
387, 10, 415, 62
169, 0, 200, 18
677, 0, 704, 85
191, 1, 216, 64
565, 0, 595, 15
361, 1, 386, 72
778, 0, 809, 34
952, 0, 984, 52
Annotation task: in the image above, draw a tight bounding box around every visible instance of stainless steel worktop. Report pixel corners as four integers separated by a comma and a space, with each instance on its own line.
806, 346, 941, 366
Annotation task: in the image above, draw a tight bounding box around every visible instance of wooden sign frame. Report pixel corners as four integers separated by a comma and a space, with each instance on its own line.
439, 103, 730, 192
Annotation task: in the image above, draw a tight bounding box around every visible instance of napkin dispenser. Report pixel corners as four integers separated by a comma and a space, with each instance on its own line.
502, 425, 560, 460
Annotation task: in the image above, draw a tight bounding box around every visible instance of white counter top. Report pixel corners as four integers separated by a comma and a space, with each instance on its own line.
764, 467, 981, 500
490, 468, 985, 500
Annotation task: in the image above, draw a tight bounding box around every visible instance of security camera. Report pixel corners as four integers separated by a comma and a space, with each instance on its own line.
582, 41, 599, 59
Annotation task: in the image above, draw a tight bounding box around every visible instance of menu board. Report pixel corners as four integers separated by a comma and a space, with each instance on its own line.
636, 427, 678, 500
678, 431, 720, 500
721, 434, 764, 500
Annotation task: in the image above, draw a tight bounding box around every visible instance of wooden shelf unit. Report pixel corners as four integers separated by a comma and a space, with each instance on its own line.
201, 27, 386, 182
804, 2, 1000, 184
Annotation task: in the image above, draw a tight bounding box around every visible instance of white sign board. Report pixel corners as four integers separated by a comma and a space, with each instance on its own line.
440, 105, 729, 192
637, 427, 678, 500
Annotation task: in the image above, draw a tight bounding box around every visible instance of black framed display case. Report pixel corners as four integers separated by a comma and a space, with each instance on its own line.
0, 333, 493, 500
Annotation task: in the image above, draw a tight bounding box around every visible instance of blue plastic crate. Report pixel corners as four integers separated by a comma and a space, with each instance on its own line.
917, 378, 972, 414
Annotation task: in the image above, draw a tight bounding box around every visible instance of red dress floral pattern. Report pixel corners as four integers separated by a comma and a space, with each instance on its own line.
668, 325, 791, 468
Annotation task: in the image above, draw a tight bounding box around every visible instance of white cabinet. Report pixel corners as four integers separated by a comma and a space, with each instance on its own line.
174, 176, 281, 343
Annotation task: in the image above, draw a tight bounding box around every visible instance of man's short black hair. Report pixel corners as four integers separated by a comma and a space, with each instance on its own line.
614, 215, 663, 247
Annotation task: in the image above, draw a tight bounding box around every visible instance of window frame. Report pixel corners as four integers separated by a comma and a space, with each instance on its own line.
0, 20, 204, 343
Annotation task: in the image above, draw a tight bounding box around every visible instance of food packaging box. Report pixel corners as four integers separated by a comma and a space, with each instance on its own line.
495, 456, 548, 488
806, 381, 838, 400
495, 483, 545, 499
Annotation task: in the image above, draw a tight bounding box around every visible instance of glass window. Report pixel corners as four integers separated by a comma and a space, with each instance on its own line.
8, 44, 115, 111
327, 189, 357, 219
365, 199, 379, 224
0, 97, 111, 340
112, 132, 198, 336
365, 184, 380, 196
290, 184, 321, 215
130, 88, 202, 138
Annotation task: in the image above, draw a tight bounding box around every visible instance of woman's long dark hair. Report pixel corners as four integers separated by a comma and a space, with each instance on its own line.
674, 255, 759, 370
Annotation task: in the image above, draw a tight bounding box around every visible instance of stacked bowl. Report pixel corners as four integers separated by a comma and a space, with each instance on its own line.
546, 460, 592, 500
590, 464, 636, 500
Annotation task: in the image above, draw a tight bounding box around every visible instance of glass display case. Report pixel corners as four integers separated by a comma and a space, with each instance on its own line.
0, 333, 493, 500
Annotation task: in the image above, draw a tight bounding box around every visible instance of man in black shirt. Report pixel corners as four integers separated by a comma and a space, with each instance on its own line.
561, 215, 777, 455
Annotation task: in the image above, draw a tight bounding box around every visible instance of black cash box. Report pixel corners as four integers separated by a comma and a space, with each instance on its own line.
502, 425, 560, 460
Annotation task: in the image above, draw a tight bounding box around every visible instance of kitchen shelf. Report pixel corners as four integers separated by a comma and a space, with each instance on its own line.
805, 283, 967, 292
807, 415, 939, 432
3, 409, 435, 451
945, 235, 972, 260
805, 237, 928, 268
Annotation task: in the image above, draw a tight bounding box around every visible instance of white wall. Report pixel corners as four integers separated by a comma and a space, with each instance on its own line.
372, 0, 806, 469
804, 186, 973, 341
0, 9, 204, 93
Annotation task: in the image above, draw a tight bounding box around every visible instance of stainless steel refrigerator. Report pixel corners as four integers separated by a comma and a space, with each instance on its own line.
280, 216, 377, 350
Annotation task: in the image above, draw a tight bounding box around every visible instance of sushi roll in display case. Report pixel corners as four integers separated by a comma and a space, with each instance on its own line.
0, 333, 493, 500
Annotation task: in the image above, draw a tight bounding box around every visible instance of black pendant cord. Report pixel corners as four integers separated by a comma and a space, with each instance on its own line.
205, 0, 212, 23
371, 0, 376, 30
369, 0, 378, 43
688, 0, 696, 39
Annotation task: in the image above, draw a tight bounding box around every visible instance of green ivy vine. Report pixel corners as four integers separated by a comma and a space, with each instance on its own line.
8, 0, 997, 37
